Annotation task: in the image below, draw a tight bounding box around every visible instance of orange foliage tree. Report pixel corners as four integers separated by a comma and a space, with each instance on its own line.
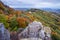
15, 11, 22, 17
16, 17, 29, 28
0, 10, 4, 14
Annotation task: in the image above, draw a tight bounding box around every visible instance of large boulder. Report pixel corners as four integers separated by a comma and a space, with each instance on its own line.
19, 21, 43, 38
18, 21, 52, 40
0, 23, 10, 40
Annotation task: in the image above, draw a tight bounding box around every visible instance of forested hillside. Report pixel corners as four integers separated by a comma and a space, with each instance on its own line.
0, 1, 60, 40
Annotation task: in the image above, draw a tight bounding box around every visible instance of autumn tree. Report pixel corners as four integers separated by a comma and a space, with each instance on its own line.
15, 10, 22, 17
17, 17, 29, 28
0, 14, 9, 29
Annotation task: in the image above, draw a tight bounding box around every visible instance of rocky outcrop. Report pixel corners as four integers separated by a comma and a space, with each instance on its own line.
0, 23, 10, 40
18, 21, 52, 40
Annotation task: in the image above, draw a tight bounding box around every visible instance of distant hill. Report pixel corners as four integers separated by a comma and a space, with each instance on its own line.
40, 8, 60, 14
15, 8, 30, 11
15, 8, 60, 14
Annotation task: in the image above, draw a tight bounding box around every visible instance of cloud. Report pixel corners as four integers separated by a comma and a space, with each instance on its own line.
33, 2, 60, 8
1, 0, 60, 8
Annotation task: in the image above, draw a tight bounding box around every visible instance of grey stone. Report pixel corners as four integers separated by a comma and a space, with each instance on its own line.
0, 23, 10, 40
18, 21, 52, 40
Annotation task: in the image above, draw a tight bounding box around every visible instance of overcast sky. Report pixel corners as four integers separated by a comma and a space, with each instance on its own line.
1, 0, 60, 8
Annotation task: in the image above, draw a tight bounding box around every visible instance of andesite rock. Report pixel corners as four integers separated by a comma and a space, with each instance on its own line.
0, 23, 10, 40
18, 21, 52, 40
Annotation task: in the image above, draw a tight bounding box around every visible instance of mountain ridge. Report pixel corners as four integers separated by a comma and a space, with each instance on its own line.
0, 1, 60, 40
